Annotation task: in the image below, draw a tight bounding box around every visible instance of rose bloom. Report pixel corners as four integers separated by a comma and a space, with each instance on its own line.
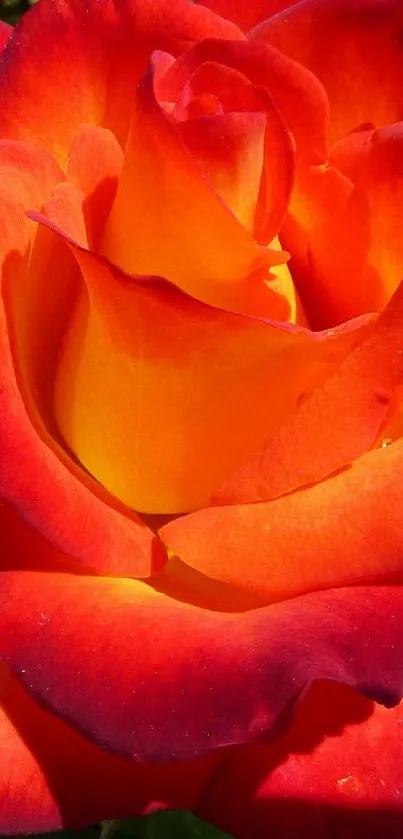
1, 0, 403, 836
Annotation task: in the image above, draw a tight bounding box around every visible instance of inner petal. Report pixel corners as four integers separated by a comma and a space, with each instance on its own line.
52, 238, 354, 514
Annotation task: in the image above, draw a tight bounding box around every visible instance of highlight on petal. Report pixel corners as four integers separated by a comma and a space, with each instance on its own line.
216, 279, 403, 506
197, 682, 403, 839
0, 661, 217, 835
251, 0, 403, 145
0, 573, 402, 762
49, 229, 372, 514
161, 438, 403, 601
0, 0, 243, 165
102, 53, 294, 322
195, 0, 301, 33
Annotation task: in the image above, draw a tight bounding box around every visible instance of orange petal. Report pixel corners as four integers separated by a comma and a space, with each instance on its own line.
252, 0, 403, 145
281, 163, 373, 328
331, 123, 403, 312
102, 55, 293, 321
41, 125, 124, 251
216, 279, 403, 505
161, 437, 403, 600
48, 231, 370, 513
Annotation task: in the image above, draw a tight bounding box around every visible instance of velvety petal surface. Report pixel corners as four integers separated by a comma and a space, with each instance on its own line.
216, 279, 403, 505
0, 661, 218, 835
0, 0, 243, 165
2, 671, 403, 839
196, 0, 301, 33
197, 682, 403, 839
162, 438, 403, 600
0, 20, 12, 52
251, 0, 403, 145
0, 573, 402, 762
50, 232, 372, 513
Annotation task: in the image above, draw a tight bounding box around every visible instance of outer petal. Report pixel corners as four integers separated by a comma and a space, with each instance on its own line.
0, 573, 402, 761
251, 0, 403, 145
197, 682, 403, 839
0, 0, 244, 165
0, 20, 12, 52
216, 279, 403, 506
0, 146, 164, 578
161, 439, 403, 600
2, 668, 403, 838
195, 0, 301, 32
0, 661, 217, 834
50, 234, 372, 514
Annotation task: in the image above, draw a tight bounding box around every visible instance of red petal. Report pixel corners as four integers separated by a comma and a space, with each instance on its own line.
0, 20, 12, 52
0, 661, 217, 834
0, 0, 243, 165
216, 280, 403, 506
197, 682, 403, 839
195, 0, 301, 33
162, 439, 403, 600
0, 573, 402, 761
162, 38, 329, 167
252, 0, 403, 145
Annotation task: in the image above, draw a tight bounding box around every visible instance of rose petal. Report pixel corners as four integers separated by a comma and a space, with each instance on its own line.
46, 232, 372, 513
0, 0, 243, 165
251, 0, 403, 145
197, 682, 403, 839
0, 661, 217, 834
162, 38, 329, 167
41, 125, 124, 250
102, 54, 293, 321
195, 0, 301, 33
0, 573, 402, 761
332, 123, 403, 314
0, 20, 12, 52
215, 279, 403, 506
162, 439, 403, 600
0, 140, 163, 578
281, 164, 373, 328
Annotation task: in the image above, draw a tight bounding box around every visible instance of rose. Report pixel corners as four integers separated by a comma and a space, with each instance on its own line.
1, 0, 403, 836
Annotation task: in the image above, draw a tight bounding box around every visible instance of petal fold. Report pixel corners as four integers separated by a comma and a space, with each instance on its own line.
216, 280, 403, 506
162, 439, 403, 600
0, 573, 402, 762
